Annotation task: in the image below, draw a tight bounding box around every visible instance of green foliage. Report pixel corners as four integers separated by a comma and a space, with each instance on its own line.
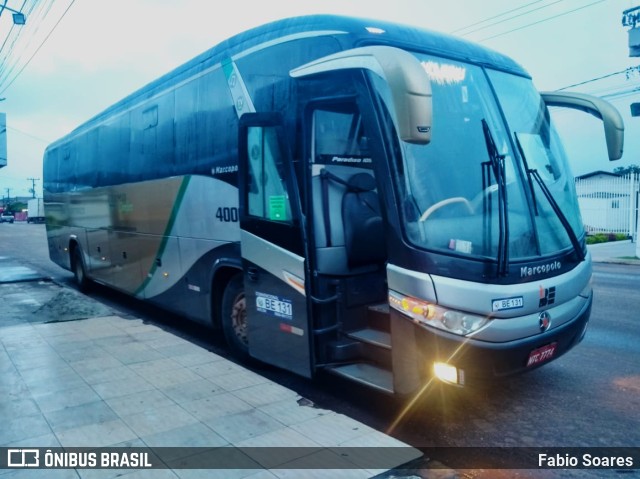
586, 233, 629, 244
12, 202, 27, 213
613, 164, 640, 176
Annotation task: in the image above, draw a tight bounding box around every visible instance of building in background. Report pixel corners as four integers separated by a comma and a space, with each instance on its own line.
575, 171, 639, 238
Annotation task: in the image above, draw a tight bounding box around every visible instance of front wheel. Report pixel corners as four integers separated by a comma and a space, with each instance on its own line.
221, 273, 250, 360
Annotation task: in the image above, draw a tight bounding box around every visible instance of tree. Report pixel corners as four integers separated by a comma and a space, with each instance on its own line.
613, 164, 640, 177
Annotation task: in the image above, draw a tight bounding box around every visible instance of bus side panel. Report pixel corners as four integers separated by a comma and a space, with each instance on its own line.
42, 32, 344, 332
143, 242, 242, 325
44, 192, 89, 273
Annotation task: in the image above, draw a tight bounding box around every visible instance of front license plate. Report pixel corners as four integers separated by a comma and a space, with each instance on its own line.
526, 343, 557, 367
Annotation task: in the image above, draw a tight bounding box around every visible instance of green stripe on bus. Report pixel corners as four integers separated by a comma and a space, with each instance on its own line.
133, 175, 192, 297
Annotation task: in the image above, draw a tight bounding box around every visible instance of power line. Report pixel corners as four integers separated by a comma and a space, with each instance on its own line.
0, 0, 53, 92
0, 0, 76, 95
456, 0, 567, 37
0, 0, 32, 84
0, 0, 40, 74
7, 125, 50, 143
557, 66, 640, 91
450, 0, 548, 34
0, 0, 59, 89
0, 0, 29, 57
602, 87, 640, 101
478, 0, 605, 42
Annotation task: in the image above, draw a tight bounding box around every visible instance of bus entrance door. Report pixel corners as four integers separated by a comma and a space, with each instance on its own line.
237, 113, 313, 378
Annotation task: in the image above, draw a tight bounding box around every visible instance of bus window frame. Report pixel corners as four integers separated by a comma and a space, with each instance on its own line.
238, 112, 306, 257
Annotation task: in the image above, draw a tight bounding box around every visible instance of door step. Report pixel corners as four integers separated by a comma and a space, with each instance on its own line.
346, 328, 391, 349
327, 362, 393, 394
367, 303, 390, 331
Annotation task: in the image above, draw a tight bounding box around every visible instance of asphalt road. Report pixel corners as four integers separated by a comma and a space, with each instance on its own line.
2, 223, 639, 478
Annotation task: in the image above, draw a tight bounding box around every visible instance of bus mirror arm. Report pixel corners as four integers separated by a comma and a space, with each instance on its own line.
541, 91, 624, 161
290, 46, 432, 145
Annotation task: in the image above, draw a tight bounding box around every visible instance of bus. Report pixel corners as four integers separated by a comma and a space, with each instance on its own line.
44, 15, 624, 393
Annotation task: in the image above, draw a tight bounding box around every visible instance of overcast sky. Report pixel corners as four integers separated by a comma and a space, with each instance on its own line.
0, 0, 638, 199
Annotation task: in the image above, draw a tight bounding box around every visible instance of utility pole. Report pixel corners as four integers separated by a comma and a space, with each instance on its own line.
623, 6, 640, 118
4, 187, 11, 210
623, 5, 640, 256
27, 177, 39, 198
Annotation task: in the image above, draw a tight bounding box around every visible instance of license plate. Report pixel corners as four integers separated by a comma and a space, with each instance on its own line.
492, 296, 524, 312
526, 343, 557, 367
256, 292, 293, 319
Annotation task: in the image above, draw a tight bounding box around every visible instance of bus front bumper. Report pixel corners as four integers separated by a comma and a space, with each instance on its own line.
391, 293, 592, 389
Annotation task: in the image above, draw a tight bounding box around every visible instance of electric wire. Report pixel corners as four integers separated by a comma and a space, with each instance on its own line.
456, 0, 567, 37
557, 66, 640, 91
0, 0, 56, 87
478, 0, 606, 42
448, 0, 634, 104
7, 125, 50, 143
0, 0, 33, 76
0, 0, 28, 56
0, 2, 53, 90
0, 0, 75, 95
0, 0, 44, 82
450, 0, 549, 34
602, 88, 640, 101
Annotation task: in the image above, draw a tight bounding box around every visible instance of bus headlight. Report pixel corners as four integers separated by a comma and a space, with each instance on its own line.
433, 362, 463, 385
389, 290, 489, 336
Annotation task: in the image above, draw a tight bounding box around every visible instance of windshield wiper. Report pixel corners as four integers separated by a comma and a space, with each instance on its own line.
514, 133, 585, 262
481, 119, 509, 276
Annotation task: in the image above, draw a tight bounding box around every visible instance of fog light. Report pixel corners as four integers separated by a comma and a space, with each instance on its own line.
434, 362, 460, 385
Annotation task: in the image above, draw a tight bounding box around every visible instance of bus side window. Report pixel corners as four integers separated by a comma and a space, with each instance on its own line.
245, 125, 292, 223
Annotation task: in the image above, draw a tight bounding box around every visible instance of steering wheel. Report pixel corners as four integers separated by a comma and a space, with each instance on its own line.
419, 197, 475, 222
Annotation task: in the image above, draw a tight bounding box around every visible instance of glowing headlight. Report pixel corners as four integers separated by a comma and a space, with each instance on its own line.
389, 290, 489, 336
433, 362, 461, 385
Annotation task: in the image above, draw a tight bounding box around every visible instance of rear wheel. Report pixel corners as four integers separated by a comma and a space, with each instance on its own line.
221, 273, 249, 359
72, 247, 91, 293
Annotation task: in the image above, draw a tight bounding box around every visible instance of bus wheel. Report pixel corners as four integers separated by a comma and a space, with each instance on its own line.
221, 274, 249, 359
72, 247, 91, 293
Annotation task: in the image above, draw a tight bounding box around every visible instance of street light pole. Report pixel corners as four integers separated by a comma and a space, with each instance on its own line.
0, 1, 27, 25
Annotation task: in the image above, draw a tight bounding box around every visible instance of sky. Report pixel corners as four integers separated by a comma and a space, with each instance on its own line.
0, 0, 638, 200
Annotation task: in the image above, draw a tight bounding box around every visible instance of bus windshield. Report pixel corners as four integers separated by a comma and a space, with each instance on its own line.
386, 54, 583, 263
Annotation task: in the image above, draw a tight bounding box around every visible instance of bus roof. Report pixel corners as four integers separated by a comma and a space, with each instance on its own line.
216, 14, 529, 75
51, 15, 529, 147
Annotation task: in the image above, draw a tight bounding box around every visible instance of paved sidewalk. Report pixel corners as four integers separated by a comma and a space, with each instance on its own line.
587, 239, 640, 265
0, 259, 423, 479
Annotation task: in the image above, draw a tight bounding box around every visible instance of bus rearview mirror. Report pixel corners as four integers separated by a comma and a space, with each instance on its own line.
291, 46, 432, 145
541, 91, 624, 161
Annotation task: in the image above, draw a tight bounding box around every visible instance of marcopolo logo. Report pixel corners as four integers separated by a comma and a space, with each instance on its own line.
521, 260, 562, 278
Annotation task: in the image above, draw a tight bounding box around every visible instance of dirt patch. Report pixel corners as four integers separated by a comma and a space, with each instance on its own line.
32, 288, 114, 323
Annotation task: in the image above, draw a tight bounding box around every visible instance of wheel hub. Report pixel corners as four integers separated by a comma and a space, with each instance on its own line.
230, 293, 247, 345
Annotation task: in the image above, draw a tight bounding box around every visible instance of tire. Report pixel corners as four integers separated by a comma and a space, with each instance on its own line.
221, 273, 250, 360
72, 247, 92, 293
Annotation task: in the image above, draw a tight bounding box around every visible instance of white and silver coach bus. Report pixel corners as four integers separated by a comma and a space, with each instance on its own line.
44, 15, 624, 393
